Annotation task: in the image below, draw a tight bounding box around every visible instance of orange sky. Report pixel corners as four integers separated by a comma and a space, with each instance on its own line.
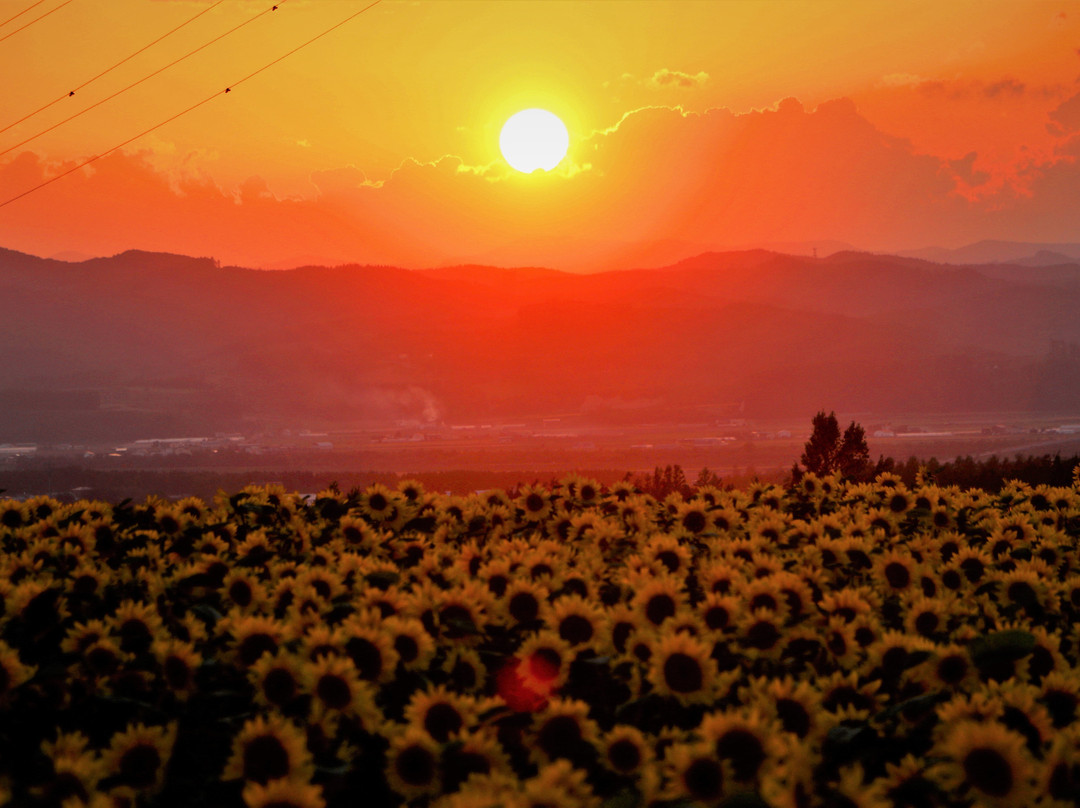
1, 0, 1079, 269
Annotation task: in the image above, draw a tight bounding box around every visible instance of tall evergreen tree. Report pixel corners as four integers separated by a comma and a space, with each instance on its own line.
798, 410, 870, 479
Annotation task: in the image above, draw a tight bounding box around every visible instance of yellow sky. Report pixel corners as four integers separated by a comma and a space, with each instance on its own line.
2, 0, 1079, 267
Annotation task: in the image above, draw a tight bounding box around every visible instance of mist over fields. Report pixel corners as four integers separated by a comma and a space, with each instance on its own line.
2, 245, 1080, 445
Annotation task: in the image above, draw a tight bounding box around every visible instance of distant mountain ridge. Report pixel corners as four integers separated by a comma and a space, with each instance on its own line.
2, 245, 1079, 442
900, 240, 1080, 266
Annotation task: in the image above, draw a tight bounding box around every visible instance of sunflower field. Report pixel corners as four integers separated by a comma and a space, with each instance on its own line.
2, 468, 1080, 808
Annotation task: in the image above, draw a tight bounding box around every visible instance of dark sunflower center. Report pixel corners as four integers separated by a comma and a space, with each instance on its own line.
394, 634, 419, 663
750, 593, 778, 612
424, 703, 463, 743
645, 594, 676, 625
884, 562, 911, 589
263, 668, 297, 706
663, 652, 704, 693
119, 619, 152, 654
119, 744, 161, 789
776, 698, 811, 738
937, 655, 967, 685
243, 735, 290, 784
716, 729, 765, 781
684, 758, 724, 800
163, 656, 192, 690
529, 648, 561, 681
537, 715, 582, 758
607, 738, 641, 772
396, 745, 436, 786
963, 747, 1013, 797
682, 510, 707, 533
914, 612, 939, 636
704, 605, 730, 630
508, 592, 540, 623
368, 493, 388, 512
559, 615, 594, 645
239, 634, 278, 667
346, 637, 383, 681
745, 619, 780, 650
316, 674, 352, 710
524, 493, 545, 513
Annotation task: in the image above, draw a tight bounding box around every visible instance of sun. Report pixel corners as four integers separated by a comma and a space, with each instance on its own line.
499, 109, 569, 173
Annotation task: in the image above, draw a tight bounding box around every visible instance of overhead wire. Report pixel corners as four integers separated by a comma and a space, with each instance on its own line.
0, 0, 383, 211
0, 1, 47, 30
0, 0, 73, 44
1, 0, 226, 135
0, 0, 288, 159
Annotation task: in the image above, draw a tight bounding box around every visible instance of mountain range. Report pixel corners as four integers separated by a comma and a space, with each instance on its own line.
2, 245, 1079, 442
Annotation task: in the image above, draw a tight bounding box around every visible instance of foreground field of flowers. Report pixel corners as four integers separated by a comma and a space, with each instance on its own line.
2, 469, 1080, 808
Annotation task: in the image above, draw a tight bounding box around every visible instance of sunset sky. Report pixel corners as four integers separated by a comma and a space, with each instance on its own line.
2, 0, 1079, 270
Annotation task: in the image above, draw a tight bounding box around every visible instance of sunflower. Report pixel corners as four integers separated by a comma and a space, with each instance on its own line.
0, 499, 27, 529
632, 576, 685, 628
441, 728, 513, 794
528, 697, 601, 766
952, 546, 993, 586
1040, 671, 1080, 729
60, 618, 110, 655
242, 777, 325, 808
443, 647, 487, 694
66, 562, 109, 599
221, 570, 268, 613
737, 608, 785, 660
550, 595, 606, 650
151, 638, 201, 698
1040, 725, 1080, 807
920, 643, 979, 691
662, 741, 729, 805
647, 632, 720, 704
0, 641, 35, 703
516, 484, 553, 522
224, 613, 290, 667
903, 595, 953, 639
826, 764, 891, 808
699, 707, 782, 786
304, 655, 378, 724
434, 582, 490, 643
386, 726, 442, 799
819, 671, 883, 721
334, 618, 398, 684
600, 725, 654, 776
740, 576, 791, 622
642, 533, 694, 575
358, 483, 398, 523
873, 549, 920, 595
699, 557, 743, 596
222, 713, 314, 785
249, 651, 306, 710
404, 685, 482, 743
746, 676, 829, 742
81, 637, 126, 679
931, 720, 1035, 806
698, 593, 741, 634
100, 722, 177, 794
822, 617, 862, 669
380, 615, 436, 672
499, 579, 550, 627
516, 631, 573, 694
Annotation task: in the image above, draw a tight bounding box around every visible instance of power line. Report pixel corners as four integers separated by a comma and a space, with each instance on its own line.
0, 0, 383, 211
0, 0, 288, 159
0, 0, 73, 44
0, 1, 47, 29
1, 0, 225, 135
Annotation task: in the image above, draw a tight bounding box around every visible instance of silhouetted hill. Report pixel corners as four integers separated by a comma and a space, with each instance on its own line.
2, 247, 1079, 442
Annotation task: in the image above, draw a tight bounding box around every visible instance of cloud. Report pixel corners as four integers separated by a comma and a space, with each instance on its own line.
1049, 90, 1080, 134
6, 90, 1080, 269
984, 78, 1026, 98
648, 69, 709, 89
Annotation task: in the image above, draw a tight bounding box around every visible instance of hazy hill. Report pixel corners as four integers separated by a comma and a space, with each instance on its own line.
2, 247, 1079, 442
901, 240, 1080, 265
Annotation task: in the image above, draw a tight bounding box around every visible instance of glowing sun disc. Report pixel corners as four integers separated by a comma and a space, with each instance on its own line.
499, 108, 569, 173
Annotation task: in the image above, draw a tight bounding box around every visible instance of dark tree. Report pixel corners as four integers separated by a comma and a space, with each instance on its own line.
797, 410, 870, 479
